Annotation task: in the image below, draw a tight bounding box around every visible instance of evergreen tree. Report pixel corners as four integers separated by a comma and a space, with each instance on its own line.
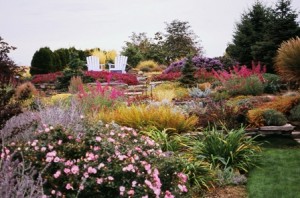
53, 48, 70, 70
259, 0, 300, 72
226, 0, 300, 73
179, 55, 197, 87
30, 47, 54, 75
226, 2, 270, 67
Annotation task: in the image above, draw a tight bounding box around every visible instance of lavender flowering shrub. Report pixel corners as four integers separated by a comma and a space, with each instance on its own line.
163, 56, 224, 74
0, 98, 85, 145
36, 98, 85, 134
0, 151, 45, 198
6, 122, 189, 198
0, 111, 39, 145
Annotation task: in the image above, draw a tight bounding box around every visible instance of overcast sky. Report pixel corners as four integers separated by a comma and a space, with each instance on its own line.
1, 0, 299, 66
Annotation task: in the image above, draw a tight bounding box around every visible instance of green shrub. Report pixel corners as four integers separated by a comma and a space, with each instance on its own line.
211, 91, 230, 101
262, 109, 288, 126
195, 127, 261, 172
225, 75, 264, 96
289, 104, 300, 121
263, 73, 283, 94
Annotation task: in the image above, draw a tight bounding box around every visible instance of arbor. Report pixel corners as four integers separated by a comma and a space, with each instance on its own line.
226, 0, 300, 73
30, 47, 55, 75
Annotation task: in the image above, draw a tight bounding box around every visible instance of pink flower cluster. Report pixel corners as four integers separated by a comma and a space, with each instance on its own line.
6, 122, 189, 197
212, 62, 266, 83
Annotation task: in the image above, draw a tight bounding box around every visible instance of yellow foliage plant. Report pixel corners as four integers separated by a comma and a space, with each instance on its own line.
91, 49, 117, 66
152, 82, 188, 101
99, 104, 198, 134
247, 109, 265, 127
260, 95, 300, 114
42, 93, 72, 106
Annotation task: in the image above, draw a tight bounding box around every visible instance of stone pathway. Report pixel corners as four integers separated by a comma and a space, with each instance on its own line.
292, 131, 300, 143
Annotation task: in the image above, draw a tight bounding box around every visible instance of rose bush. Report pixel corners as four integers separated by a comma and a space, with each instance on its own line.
3, 122, 189, 198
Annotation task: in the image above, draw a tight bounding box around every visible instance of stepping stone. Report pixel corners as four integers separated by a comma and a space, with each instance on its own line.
257, 124, 295, 135
294, 138, 300, 143
292, 131, 300, 138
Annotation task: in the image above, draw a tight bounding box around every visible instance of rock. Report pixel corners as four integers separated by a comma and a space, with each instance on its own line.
259, 124, 295, 132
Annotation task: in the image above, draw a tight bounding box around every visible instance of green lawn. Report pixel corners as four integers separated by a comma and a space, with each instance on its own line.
247, 135, 300, 198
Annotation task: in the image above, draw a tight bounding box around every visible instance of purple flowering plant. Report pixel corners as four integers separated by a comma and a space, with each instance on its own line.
163, 56, 224, 74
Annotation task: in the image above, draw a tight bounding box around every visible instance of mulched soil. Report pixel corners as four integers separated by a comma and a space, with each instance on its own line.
204, 186, 247, 198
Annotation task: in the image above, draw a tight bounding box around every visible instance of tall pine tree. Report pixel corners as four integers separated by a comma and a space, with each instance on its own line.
226, 2, 269, 67
226, 0, 300, 73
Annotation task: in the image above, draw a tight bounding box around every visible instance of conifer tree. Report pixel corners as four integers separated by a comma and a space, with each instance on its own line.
179, 55, 197, 87
226, 0, 300, 73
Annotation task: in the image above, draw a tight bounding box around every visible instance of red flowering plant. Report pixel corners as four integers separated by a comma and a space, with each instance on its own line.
31, 72, 63, 84
3, 122, 190, 197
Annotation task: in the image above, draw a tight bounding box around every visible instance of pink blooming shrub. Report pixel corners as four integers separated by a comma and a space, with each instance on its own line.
212, 62, 266, 96
212, 62, 266, 83
4, 122, 189, 197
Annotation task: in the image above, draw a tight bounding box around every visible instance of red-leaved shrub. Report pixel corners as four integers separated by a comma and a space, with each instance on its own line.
31, 72, 63, 84
84, 71, 138, 85
152, 72, 181, 81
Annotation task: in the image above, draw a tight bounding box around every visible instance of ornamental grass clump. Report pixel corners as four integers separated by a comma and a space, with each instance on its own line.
275, 36, 300, 83
3, 123, 190, 197
195, 127, 261, 172
103, 104, 198, 133
136, 60, 161, 72
68, 76, 83, 94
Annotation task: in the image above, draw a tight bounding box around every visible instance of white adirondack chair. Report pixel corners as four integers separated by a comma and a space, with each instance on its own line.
108, 55, 128, 73
86, 56, 104, 71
